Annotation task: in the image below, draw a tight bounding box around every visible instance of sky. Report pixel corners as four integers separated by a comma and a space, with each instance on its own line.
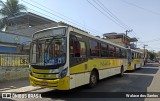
1, 0, 160, 52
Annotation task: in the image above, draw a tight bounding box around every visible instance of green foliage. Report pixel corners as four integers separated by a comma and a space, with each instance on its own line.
0, 0, 26, 30
148, 51, 156, 61
156, 51, 160, 57
0, 18, 6, 30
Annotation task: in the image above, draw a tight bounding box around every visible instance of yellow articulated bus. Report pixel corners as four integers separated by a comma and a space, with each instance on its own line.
29, 26, 128, 90
127, 49, 144, 71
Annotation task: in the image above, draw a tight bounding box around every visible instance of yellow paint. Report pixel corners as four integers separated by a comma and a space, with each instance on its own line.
32, 72, 57, 79
0, 54, 29, 67
127, 65, 132, 70
30, 58, 127, 90
127, 59, 143, 70
70, 58, 127, 74
70, 62, 88, 74
133, 59, 140, 64
29, 74, 70, 90
57, 76, 70, 90
30, 67, 51, 74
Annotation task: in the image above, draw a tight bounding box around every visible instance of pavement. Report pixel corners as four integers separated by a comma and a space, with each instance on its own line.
0, 78, 30, 91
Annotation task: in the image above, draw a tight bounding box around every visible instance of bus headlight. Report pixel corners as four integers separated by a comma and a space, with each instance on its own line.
29, 65, 33, 76
59, 68, 68, 79
29, 69, 33, 76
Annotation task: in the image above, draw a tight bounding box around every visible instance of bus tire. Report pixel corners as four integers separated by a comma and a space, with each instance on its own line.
88, 71, 98, 88
140, 63, 142, 68
119, 66, 124, 77
134, 64, 136, 70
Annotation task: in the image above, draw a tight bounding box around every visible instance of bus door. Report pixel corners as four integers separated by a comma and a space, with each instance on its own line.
127, 49, 132, 66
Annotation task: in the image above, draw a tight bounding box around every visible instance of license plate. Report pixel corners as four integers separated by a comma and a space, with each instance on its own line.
42, 82, 48, 85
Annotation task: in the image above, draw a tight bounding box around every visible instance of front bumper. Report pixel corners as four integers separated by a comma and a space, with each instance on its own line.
29, 74, 70, 90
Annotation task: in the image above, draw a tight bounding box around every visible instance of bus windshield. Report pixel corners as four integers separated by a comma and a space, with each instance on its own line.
30, 37, 66, 66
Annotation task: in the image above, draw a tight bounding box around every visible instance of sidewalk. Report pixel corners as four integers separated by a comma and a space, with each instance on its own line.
145, 65, 160, 101
0, 78, 29, 90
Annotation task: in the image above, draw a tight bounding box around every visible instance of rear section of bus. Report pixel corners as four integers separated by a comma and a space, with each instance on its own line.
127, 49, 143, 70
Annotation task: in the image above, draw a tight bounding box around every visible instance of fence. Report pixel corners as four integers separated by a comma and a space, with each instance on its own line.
0, 53, 29, 81
0, 53, 29, 67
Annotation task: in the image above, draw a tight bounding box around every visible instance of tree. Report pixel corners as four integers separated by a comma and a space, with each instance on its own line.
156, 51, 160, 57
0, 0, 26, 30
148, 51, 156, 61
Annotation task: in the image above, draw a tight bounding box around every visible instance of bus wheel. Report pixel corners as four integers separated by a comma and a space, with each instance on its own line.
89, 71, 98, 88
134, 64, 136, 70
119, 66, 124, 77
140, 63, 143, 68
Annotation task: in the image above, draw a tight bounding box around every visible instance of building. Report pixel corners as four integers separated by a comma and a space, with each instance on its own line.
0, 12, 59, 53
103, 32, 138, 48
1, 12, 71, 54
5, 12, 58, 37
0, 31, 31, 53
137, 48, 148, 59
1, 12, 77, 53
103, 32, 150, 62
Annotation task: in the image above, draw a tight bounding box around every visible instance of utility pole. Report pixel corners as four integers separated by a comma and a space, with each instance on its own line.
125, 29, 133, 48
143, 44, 148, 65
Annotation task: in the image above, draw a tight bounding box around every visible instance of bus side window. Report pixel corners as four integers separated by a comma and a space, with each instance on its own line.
70, 34, 86, 58
70, 36, 80, 57
89, 40, 100, 57
73, 40, 80, 57
132, 52, 134, 59
119, 48, 122, 58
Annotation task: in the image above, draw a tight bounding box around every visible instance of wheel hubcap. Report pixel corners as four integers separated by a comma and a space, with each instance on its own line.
91, 75, 96, 84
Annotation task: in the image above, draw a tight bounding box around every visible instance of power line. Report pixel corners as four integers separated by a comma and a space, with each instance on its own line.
86, 0, 128, 30
148, 43, 160, 45
2, 0, 142, 42
121, 0, 160, 16
95, 0, 130, 29
124, 29, 142, 43
147, 46, 160, 49
87, 0, 140, 40
132, 30, 139, 38
138, 37, 160, 43
94, 0, 138, 38
28, 0, 102, 34
22, 0, 141, 40
21, 0, 74, 24
26, 7, 60, 22
21, 0, 102, 36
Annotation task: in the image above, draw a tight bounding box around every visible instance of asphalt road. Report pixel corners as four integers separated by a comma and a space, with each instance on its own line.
1, 63, 160, 101
40, 67, 158, 101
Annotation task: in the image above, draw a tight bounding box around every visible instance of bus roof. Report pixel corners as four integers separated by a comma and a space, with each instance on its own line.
130, 49, 143, 53
33, 26, 68, 35
32, 26, 127, 50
